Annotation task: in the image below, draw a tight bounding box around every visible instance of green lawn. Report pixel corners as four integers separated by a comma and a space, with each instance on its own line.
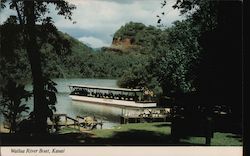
1, 122, 241, 145
90, 122, 242, 146
92, 122, 171, 138
180, 132, 242, 146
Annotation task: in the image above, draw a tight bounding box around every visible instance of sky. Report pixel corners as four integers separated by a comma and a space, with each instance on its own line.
0, 0, 183, 48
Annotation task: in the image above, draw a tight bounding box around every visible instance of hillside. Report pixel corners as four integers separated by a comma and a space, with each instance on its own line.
102, 22, 164, 54
0, 23, 144, 83
0, 24, 94, 84
60, 32, 93, 54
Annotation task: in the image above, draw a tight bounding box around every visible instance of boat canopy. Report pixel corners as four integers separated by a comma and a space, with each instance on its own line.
69, 84, 142, 92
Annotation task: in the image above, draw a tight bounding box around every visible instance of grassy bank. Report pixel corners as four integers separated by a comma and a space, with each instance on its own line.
1, 122, 242, 145
91, 122, 242, 146
92, 122, 171, 138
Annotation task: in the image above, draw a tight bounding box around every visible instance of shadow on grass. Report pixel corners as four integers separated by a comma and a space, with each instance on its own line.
154, 123, 172, 127
226, 134, 243, 142
214, 128, 242, 135
1, 130, 205, 146
80, 129, 206, 146
0, 133, 90, 146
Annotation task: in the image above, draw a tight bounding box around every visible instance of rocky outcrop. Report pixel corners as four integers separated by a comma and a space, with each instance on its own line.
112, 37, 134, 47
102, 37, 138, 53
102, 22, 150, 53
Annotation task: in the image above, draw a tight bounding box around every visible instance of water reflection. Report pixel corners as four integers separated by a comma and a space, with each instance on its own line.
71, 101, 122, 121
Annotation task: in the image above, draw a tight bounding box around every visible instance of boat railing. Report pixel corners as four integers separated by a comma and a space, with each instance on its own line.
121, 107, 171, 117
70, 91, 143, 102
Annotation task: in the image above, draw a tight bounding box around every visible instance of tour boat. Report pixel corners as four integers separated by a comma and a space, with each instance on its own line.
69, 85, 157, 108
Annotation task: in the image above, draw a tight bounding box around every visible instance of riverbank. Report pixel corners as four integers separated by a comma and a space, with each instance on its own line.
1, 122, 242, 146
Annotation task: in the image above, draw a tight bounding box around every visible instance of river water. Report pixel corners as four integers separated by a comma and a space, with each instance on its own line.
23, 78, 141, 129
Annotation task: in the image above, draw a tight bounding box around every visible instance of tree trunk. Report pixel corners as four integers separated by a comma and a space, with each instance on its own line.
24, 1, 48, 134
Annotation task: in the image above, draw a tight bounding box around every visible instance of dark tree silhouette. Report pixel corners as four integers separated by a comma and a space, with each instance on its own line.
175, 0, 242, 125
1, 0, 76, 133
162, 0, 243, 132
0, 80, 31, 133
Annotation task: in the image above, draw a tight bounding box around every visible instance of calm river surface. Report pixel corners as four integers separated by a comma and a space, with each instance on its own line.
24, 78, 140, 129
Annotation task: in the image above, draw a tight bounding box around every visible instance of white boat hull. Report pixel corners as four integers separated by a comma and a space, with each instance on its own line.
69, 95, 157, 108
